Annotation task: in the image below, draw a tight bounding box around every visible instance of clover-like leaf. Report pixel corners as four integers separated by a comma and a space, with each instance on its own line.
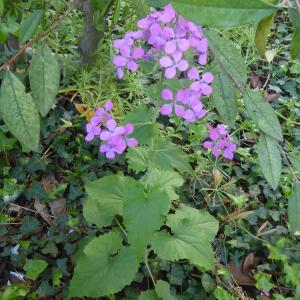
69, 232, 139, 298
152, 206, 219, 271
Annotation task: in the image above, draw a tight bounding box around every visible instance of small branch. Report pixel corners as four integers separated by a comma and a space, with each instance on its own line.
144, 251, 156, 287
0, 1, 77, 72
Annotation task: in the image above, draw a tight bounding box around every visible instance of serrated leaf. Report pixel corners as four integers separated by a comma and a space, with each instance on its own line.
124, 183, 170, 257
122, 106, 159, 145
152, 206, 219, 271
155, 280, 176, 300
0, 72, 40, 152
289, 8, 300, 59
19, 10, 42, 44
255, 14, 274, 57
127, 147, 148, 172
23, 259, 48, 280
69, 232, 139, 298
257, 133, 282, 190
243, 89, 283, 141
146, 0, 275, 28
288, 151, 300, 173
211, 63, 239, 126
288, 183, 300, 235
83, 175, 137, 228
29, 44, 60, 116
141, 169, 184, 200
205, 30, 248, 88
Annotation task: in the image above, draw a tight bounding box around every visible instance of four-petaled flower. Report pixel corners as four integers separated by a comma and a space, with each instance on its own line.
160, 51, 189, 79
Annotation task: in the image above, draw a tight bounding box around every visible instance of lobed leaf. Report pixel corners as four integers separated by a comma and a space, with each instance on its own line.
69, 232, 139, 298
152, 206, 219, 271
257, 133, 282, 190
243, 89, 283, 141
0, 72, 40, 152
29, 44, 60, 117
23, 259, 48, 280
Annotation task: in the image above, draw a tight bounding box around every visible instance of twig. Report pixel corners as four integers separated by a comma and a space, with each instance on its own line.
0, 1, 77, 72
144, 252, 156, 287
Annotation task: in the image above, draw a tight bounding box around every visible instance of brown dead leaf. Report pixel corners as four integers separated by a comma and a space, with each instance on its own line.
212, 168, 223, 187
42, 175, 58, 193
34, 199, 53, 226
74, 102, 94, 121
250, 72, 262, 89
228, 253, 265, 285
49, 198, 66, 218
264, 91, 281, 102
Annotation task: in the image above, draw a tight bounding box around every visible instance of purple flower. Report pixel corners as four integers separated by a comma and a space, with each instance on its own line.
159, 51, 189, 79
164, 26, 190, 54
147, 23, 173, 50
160, 88, 185, 117
100, 135, 127, 160
203, 124, 237, 160
189, 71, 214, 96
158, 4, 176, 23
85, 123, 101, 142
95, 100, 113, 122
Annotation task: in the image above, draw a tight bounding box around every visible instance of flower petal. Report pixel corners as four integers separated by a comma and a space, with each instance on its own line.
161, 88, 173, 100
159, 56, 173, 68
160, 104, 173, 115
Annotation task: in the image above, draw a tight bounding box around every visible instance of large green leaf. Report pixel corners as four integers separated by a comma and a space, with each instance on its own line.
23, 259, 48, 280
83, 175, 137, 228
29, 44, 60, 116
122, 106, 159, 145
19, 10, 42, 44
211, 63, 239, 126
0, 72, 40, 152
141, 169, 184, 200
138, 280, 175, 300
152, 206, 219, 271
124, 183, 170, 257
127, 138, 192, 174
243, 89, 283, 141
289, 8, 300, 60
255, 14, 274, 57
257, 133, 282, 190
288, 183, 300, 235
205, 30, 248, 88
146, 0, 275, 28
69, 232, 139, 298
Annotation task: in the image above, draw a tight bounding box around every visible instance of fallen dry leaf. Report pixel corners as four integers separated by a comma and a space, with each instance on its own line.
42, 175, 58, 193
250, 72, 262, 89
49, 198, 66, 218
34, 199, 53, 226
264, 91, 281, 102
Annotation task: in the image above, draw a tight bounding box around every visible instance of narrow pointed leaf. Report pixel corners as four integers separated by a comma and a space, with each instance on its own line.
243, 89, 283, 141
205, 30, 248, 88
0, 72, 40, 152
69, 232, 139, 298
289, 8, 300, 59
255, 14, 274, 57
288, 183, 300, 235
257, 133, 282, 190
29, 44, 60, 116
211, 63, 239, 126
19, 10, 42, 44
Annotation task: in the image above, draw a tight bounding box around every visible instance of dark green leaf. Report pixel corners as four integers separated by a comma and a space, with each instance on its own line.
20, 216, 40, 235
147, 0, 275, 28
211, 63, 239, 126
19, 10, 42, 44
29, 44, 60, 116
0, 72, 40, 152
0, 131, 17, 152
288, 183, 300, 235
243, 89, 283, 141
257, 133, 282, 190
205, 30, 248, 88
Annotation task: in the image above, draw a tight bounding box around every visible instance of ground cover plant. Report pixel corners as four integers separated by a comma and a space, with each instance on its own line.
0, 0, 300, 299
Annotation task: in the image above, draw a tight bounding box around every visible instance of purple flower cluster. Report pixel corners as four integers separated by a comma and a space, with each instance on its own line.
111, 4, 237, 160
85, 100, 138, 160
203, 124, 237, 160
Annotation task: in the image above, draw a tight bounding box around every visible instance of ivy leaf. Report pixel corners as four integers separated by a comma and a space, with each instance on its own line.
211, 63, 239, 126
69, 232, 139, 298
124, 183, 170, 257
122, 106, 159, 145
19, 10, 42, 44
257, 133, 282, 190
152, 206, 219, 271
146, 0, 275, 28
23, 259, 48, 280
20, 216, 40, 235
29, 44, 60, 117
141, 169, 184, 200
243, 89, 283, 141
205, 30, 248, 88
0, 72, 40, 152
289, 8, 300, 59
255, 14, 274, 57
83, 175, 137, 228
288, 183, 300, 235
0, 131, 17, 152
155, 280, 176, 300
